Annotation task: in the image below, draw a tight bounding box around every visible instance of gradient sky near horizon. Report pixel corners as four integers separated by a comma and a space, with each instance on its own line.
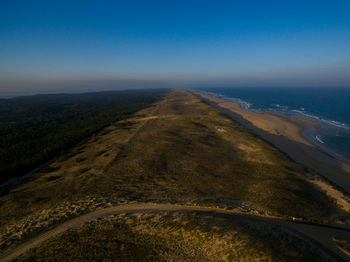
1, 0, 350, 92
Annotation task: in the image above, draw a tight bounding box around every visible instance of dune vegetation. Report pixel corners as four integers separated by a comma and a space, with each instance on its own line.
0, 89, 348, 260
13, 212, 328, 262
0, 89, 167, 183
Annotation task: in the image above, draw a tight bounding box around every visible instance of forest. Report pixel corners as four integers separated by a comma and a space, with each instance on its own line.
0, 89, 168, 184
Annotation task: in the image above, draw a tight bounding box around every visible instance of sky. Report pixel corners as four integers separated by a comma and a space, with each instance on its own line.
1, 0, 350, 93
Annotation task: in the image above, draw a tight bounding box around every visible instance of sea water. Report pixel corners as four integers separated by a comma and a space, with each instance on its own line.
194, 87, 350, 162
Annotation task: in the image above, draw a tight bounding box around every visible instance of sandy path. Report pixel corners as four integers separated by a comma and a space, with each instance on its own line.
1, 203, 350, 262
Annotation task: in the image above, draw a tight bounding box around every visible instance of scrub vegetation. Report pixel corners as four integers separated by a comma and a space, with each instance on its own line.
13, 212, 328, 262
0, 89, 167, 183
0, 89, 348, 260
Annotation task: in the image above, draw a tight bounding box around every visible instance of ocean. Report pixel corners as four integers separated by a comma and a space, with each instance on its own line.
194, 87, 350, 163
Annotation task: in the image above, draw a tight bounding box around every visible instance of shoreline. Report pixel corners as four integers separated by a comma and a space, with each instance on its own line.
192, 90, 350, 193
195, 90, 350, 164
199, 92, 315, 147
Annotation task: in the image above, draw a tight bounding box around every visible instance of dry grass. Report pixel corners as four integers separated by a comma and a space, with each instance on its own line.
311, 179, 350, 212
13, 212, 328, 262
0, 89, 347, 258
334, 237, 350, 258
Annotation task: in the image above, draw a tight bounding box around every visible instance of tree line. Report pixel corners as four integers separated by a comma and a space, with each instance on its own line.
0, 89, 168, 183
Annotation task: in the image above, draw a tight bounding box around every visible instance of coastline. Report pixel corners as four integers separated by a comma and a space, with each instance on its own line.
221, 100, 313, 146
192, 90, 350, 193
196, 92, 324, 148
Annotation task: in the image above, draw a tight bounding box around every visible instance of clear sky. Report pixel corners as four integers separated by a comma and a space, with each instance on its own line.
1, 0, 350, 92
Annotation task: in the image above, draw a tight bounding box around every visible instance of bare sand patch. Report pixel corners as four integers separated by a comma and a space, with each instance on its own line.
333, 237, 350, 258
341, 162, 350, 173
198, 93, 312, 146
220, 100, 312, 146
311, 180, 350, 212
292, 117, 321, 127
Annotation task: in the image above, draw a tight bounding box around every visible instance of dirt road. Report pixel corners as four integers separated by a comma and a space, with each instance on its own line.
1, 203, 350, 262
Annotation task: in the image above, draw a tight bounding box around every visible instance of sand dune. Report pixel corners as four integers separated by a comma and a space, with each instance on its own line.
195, 91, 350, 193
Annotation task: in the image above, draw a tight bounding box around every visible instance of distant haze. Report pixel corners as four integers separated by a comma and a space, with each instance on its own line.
1, 0, 350, 94
0, 79, 174, 97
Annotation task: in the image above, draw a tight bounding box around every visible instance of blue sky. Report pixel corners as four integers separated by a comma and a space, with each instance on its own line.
1, 0, 350, 91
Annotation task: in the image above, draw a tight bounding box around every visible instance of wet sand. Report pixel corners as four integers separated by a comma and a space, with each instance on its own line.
219, 101, 313, 146
292, 117, 321, 127
194, 91, 350, 193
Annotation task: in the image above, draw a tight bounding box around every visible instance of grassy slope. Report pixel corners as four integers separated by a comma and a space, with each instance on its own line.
104, 90, 336, 216
14, 212, 327, 262
0, 89, 346, 258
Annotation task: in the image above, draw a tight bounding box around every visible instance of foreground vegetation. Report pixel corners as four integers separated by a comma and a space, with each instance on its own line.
1, 89, 349, 260
0, 89, 168, 183
13, 212, 328, 262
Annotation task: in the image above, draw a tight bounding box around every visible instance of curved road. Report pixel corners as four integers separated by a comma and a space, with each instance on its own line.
1, 203, 350, 262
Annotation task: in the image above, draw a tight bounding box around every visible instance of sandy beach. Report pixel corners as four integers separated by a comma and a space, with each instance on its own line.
198, 93, 318, 146
194, 91, 350, 193
222, 101, 313, 146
